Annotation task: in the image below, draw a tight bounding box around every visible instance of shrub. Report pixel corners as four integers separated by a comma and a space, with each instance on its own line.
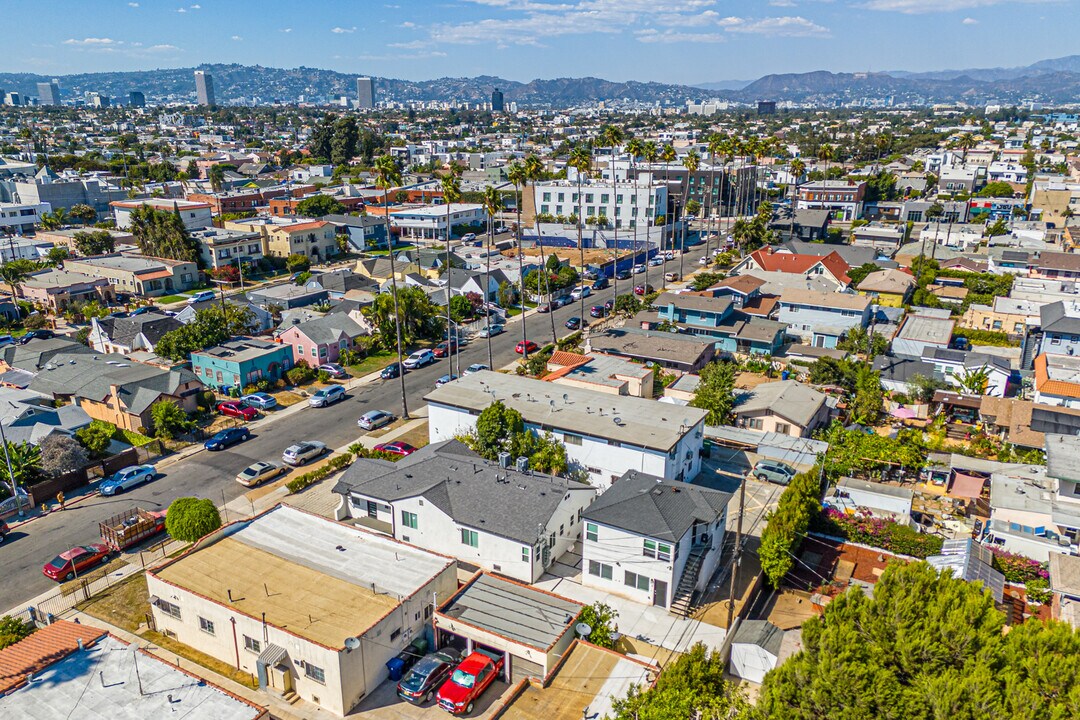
76, 420, 116, 456
286, 360, 317, 386
953, 328, 1020, 348
149, 400, 195, 440
165, 497, 222, 542
286, 453, 355, 493
812, 508, 944, 559
576, 601, 619, 649
990, 549, 1048, 584
1026, 577, 1052, 604
0, 615, 35, 650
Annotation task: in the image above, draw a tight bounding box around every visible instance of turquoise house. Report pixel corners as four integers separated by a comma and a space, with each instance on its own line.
652, 293, 786, 357
190, 337, 293, 392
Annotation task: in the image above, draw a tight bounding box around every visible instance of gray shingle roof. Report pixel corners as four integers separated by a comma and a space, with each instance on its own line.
290, 314, 366, 345
582, 470, 731, 542
333, 441, 596, 544
94, 313, 182, 349
733, 380, 828, 428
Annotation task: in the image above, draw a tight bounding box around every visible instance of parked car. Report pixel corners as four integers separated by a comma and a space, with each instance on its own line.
437, 651, 505, 715
515, 340, 538, 354
633, 284, 654, 296
632, 264, 646, 274
187, 290, 216, 304
752, 460, 797, 485
242, 392, 277, 411
99, 465, 157, 496
699, 256, 709, 265
218, 401, 257, 421
477, 324, 504, 338
204, 426, 251, 451
318, 363, 348, 379
374, 441, 418, 457
604, 299, 615, 312
591, 277, 609, 290
461, 233, 477, 243
0, 518, 9, 544
358, 409, 396, 431
536, 302, 552, 313
399, 649, 463, 705
433, 340, 459, 358
129, 306, 159, 316
309, 385, 346, 407
381, 362, 405, 379
404, 349, 436, 369
42, 544, 112, 582
282, 441, 327, 466
664, 271, 681, 282
17, 329, 55, 344
589, 305, 609, 318
663, 250, 675, 260
648, 256, 664, 266
570, 285, 592, 300
435, 374, 458, 388
236, 461, 287, 487
565, 316, 582, 330
0, 335, 15, 348
463, 363, 489, 375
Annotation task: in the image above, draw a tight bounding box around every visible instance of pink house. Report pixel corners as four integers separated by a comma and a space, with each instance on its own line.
275, 314, 369, 366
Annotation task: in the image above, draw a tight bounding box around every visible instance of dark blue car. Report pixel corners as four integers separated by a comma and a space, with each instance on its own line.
204, 427, 251, 451
592, 277, 609, 290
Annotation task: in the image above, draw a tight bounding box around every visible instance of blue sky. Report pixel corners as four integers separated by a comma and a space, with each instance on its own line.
12, 0, 1080, 84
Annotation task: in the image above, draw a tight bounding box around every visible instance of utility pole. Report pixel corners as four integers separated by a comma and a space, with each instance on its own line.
725, 473, 747, 628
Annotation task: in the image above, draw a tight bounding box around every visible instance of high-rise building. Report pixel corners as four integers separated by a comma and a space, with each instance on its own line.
194, 70, 216, 106
356, 76, 375, 109
129, 91, 146, 108
84, 92, 110, 108
756, 100, 777, 115
491, 87, 504, 113
37, 81, 60, 106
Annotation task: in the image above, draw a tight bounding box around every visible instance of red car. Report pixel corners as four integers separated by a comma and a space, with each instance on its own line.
515, 340, 538, 355
437, 651, 504, 715
374, 441, 418, 456
43, 543, 111, 582
218, 401, 257, 421
433, 340, 459, 358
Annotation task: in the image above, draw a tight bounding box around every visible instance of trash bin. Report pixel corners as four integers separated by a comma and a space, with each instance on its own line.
386, 656, 407, 681
781, 369, 790, 381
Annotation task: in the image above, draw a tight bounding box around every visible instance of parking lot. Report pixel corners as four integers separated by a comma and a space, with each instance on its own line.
351, 673, 513, 720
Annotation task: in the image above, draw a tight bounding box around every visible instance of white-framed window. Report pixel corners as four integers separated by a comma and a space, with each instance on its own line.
402, 510, 418, 529
243, 635, 261, 653
585, 523, 598, 542
199, 617, 215, 635
588, 560, 613, 580
305, 663, 326, 684
461, 528, 479, 547
157, 600, 181, 619
624, 570, 650, 591
522, 546, 530, 562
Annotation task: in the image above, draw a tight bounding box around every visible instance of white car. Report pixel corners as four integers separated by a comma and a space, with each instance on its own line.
648, 257, 664, 266
699, 257, 709, 265
477, 324, 504, 338
632, 264, 646, 274
403, 349, 435, 369
242, 392, 278, 410
358, 410, 396, 430
282, 441, 327, 466
463, 363, 490, 375
570, 286, 592, 300
461, 233, 477, 242
187, 290, 216, 304
309, 385, 346, 407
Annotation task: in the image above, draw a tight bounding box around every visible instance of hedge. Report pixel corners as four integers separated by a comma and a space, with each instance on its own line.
989, 548, 1048, 584
953, 328, 1020, 348
812, 507, 944, 558
286, 454, 354, 493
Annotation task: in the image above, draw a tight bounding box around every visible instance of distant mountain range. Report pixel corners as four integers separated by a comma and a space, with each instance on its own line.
1, 56, 1079, 107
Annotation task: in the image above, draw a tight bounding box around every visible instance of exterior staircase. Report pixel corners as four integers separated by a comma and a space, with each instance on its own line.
670, 542, 711, 617
1020, 330, 1042, 372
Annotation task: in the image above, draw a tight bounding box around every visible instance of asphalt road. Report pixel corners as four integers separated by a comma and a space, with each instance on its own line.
0, 283, 634, 613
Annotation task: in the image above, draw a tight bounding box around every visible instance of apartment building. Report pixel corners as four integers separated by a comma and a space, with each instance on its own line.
110, 198, 213, 230
525, 177, 666, 230
225, 217, 339, 261
796, 180, 867, 221
189, 227, 265, 270
63, 253, 198, 297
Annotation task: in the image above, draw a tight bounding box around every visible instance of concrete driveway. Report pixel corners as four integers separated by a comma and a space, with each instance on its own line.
350, 674, 512, 720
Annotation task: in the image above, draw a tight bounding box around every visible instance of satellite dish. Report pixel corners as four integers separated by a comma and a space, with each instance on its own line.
575, 623, 593, 639
344, 637, 361, 650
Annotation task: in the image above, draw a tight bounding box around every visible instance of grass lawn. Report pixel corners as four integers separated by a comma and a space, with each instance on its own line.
141, 630, 259, 690
271, 390, 306, 407
392, 422, 430, 449
346, 348, 398, 377
77, 573, 149, 633
156, 293, 191, 304
365, 244, 416, 257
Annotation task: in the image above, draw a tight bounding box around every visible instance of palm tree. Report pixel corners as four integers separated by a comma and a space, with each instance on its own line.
480, 186, 501, 369
441, 169, 463, 374
788, 157, 806, 241
641, 141, 661, 286
817, 143, 836, 183
373, 154, 409, 419
956, 132, 976, 164
568, 145, 592, 324
506, 160, 530, 358
625, 137, 645, 293
680, 150, 700, 282
0, 259, 36, 299
523, 153, 557, 345
601, 125, 624, 299
39, 208, 68, 231
704, 133, 725, 262
659, 143, 677, 277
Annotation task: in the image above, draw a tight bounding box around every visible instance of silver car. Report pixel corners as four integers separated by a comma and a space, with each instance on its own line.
309, 385, 346, 407
282, 441, 327, 466
358, 410, 396, 431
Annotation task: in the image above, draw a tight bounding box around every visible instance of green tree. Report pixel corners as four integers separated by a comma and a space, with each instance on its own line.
0, 258, 39, 298
330, 116, 360, 166
985, 217, 1009, 237
838, 326, 889, 358
72, 229, 116, 256
0, 441, 42, 494
361, 285, 444, 350
165, 497, 222, 542
850, 364, 884, 424
149, 399, 195, 440
690, 272, 725, 291
577, 602, 619, 649
44, 246, 69, 265
76, 420, 116, 456
448, 294, 472, 323
0, 615, 34, 650
612, 293, 641, 316
689, 361, 737, 425
846, 262, 881, 287
154, 306, 255, 361
68, 203, 97, 224
957, 364, 992, 395
467, 400, 525, 459
285, 253, 311, 272
129, 205, 199, 263
979, 181, 1016, 198
308, 115, 336, 161
759, 467, 821, 587
294, 195, 346, 218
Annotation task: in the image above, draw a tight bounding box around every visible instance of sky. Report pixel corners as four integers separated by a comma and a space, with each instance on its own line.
10, 0, 1080, 85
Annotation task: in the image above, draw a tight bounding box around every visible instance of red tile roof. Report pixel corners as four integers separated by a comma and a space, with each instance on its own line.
548, 351, 590, 368
0, 620, 106, 695
748, 247, 851, 284
1035, 354, 1080, 400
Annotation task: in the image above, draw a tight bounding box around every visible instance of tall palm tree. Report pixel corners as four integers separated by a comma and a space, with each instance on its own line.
480, 186, 501, 369
506, 160, 531, 359
568, 145, 592, 325
956, 132, 976, 164
704, 133, 725, 262
719, 137, 736, 236
0, 259, 35, 300
680, 150, 700, 282
440, 170, 463, 375
642, 141, 661, 286
788, 157, 806, 242
523, 153, 557, 346
659, 143, 677, 278
601, 125, 624, 300
625, 137, 645, 293
373, 154, 409, 419
817, 143, 836, 182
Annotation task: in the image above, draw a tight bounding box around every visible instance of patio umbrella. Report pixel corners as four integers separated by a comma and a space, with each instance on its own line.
891, 406, 917, 420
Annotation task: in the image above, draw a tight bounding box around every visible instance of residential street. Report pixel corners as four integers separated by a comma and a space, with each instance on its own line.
0, 287, 620, 613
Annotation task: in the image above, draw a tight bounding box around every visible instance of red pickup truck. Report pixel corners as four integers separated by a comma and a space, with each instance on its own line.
436, 650, 503, 715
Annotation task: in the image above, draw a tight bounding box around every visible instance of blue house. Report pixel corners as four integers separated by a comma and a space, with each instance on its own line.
775, 288, 871, 349
190, 337, 294, 392
652, 293, 786, 356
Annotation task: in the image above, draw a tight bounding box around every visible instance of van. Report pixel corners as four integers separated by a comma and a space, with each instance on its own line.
187, 290, 216, 304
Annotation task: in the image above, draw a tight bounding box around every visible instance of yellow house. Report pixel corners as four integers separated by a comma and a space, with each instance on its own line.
855, 268, 915, 307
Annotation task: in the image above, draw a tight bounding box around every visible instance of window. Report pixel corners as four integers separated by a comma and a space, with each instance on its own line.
563, 433, 582, 446
157, 600, 181, 619
401, 511, 418, 529
305, 663, 326, 684
601, 194, 610, 204
243, 635, 261, 654
775, 423, 791, 435
588, 560, 613, 580
522, 546, 530, 562
461, 528, 479, 547
543, 192, 551, 202
747, 418, 764, 430
625, 570, 650, 591
298, 345, 305, 355
643, 540, 672, 561
198, 617, 215, 636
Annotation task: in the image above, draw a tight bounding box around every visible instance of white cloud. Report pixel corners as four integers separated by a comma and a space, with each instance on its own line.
962, 16, 979, 22
635, 29, 726, 43
280, 27, 293, 33
147, 44, 180, 52
190, 3, 200, 7
177, 7, 186, 12
231, 34, 243, 40
860, 0, 1040, 13
400, 21, 416, 28
127, 2, 139, 7
724, 16, 830, 36
63, 37, 123, 46
769, 0, 797, 6
331, 26, 357, 33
